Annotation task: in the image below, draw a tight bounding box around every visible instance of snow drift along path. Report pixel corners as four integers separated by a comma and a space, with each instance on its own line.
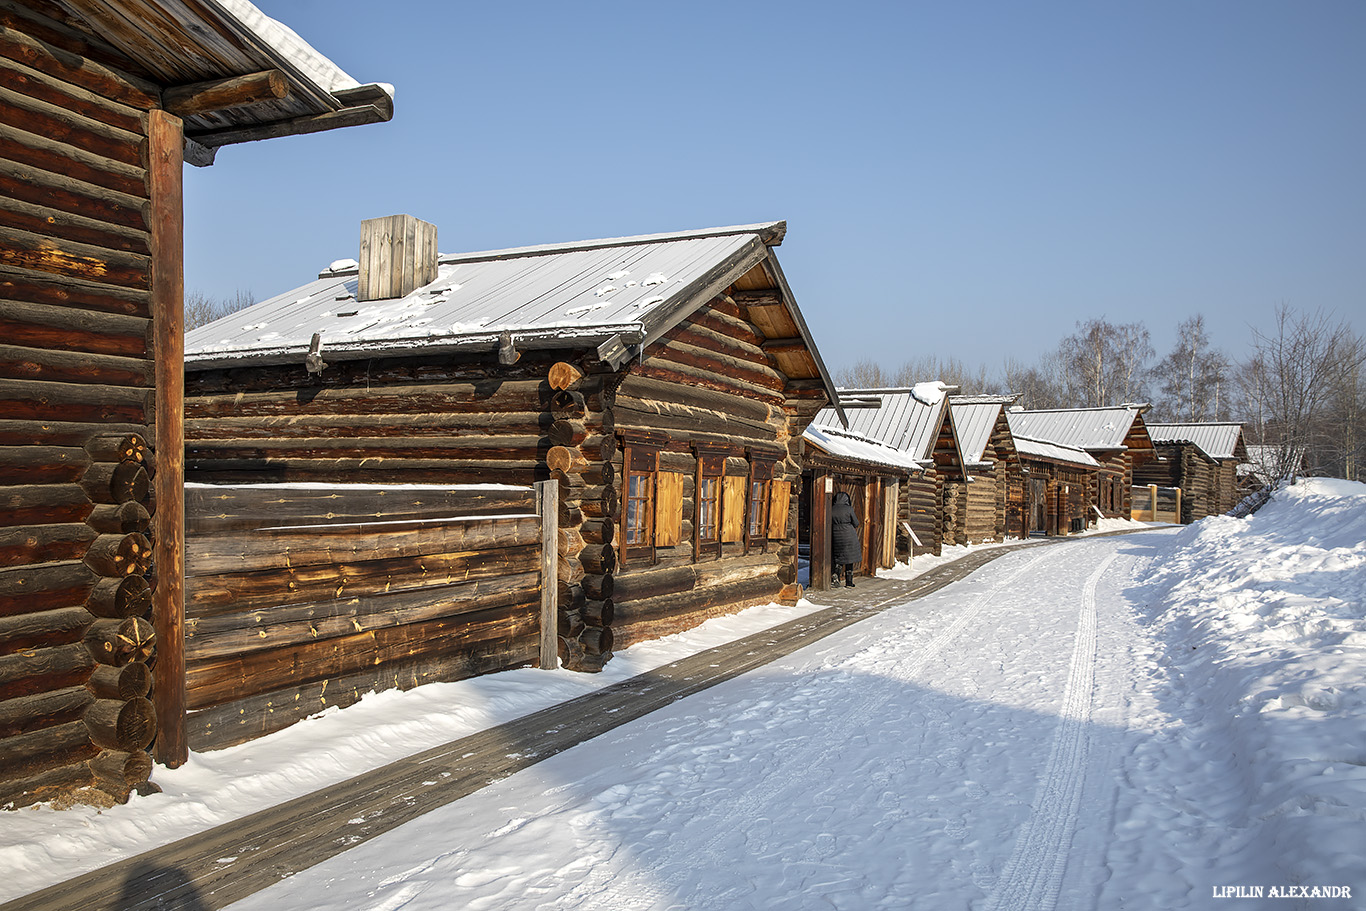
226, 535, 1163, 911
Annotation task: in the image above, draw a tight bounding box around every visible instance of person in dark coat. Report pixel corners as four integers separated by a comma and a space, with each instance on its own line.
830, 490, 861, 587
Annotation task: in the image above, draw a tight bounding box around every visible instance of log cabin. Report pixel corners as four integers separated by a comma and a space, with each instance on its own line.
183, 217, 840, 682
947, 394, 1023, 545
1006, 404, 1154, 533
807, 383, 967, 558
799, 423, 922, 591
1138, 422, 1248, 522
0, 0, 392, 807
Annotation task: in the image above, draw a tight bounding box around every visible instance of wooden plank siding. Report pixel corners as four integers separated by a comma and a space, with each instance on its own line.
0, 7, 162, 808
180, 485, 549, 751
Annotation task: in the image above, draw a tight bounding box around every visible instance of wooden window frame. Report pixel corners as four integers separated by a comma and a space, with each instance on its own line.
620, 441, 659, 568
745, 455, 777, 554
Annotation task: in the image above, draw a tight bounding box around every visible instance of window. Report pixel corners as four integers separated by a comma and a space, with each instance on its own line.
698, 476, 719, 543
620, 441, 660, 567
625, 468, 653, 546
748, 477, 769, 539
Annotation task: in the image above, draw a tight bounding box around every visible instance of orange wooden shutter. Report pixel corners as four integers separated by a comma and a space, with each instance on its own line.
722, 476, 746, 543
767, 479, 790, 539
654, 471, 685, 546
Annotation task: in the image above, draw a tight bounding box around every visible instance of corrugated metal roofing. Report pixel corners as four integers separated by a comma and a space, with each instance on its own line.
810, 387, 949, 461
949, 395, 1017, 466
1005, 405, 1148, 452
1146, 423, 1246, 461
1010, 434, 1100, 469
185, 226, 772, 367
803, 424, 927, 472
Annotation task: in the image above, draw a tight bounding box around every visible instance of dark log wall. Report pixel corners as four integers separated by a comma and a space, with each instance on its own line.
903, 472, 942, 556
572, 295, 816, 653
181, 485, 544, 751
184, 353, 560, 486
1135, 443, 1234, 524
0, 7, 163, 807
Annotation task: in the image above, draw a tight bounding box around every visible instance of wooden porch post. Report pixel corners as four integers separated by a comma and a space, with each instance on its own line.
810, 473, 831, 591
536, 479, 560, 668
148, 110, 187, 766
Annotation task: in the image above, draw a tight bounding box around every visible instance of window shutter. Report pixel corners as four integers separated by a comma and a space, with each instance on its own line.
722, 476, 746, 543
767, 479, 790, 539
654, 471, 685, 546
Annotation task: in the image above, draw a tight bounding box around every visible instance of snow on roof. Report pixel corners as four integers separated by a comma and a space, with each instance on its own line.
1010, 434, 1100, 469
1006, 405, 1149, 452
949, 396, 1017, 467
185, 224, 779, 368
1146, 422, 1246, 461
218, 0, 363, 94
811, 386, 952, 462
803, 424, 928, 472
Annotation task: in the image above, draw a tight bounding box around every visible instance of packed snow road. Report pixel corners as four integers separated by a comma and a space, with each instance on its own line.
226, 532, 1181, 911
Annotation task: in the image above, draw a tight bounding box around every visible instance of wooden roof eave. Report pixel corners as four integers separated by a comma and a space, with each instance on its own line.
764, 251, 845, 427
803, 447, 917, 480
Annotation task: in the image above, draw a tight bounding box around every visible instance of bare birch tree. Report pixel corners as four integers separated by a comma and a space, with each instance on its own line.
1152, 314, 1230, 422
185, 289, 255, 331
1056, 318, 1153, 407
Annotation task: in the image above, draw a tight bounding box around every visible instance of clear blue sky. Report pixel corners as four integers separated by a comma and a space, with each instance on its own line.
185, 1, 1365, 379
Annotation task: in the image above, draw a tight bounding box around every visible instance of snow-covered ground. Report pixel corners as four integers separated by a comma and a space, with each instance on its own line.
2, 480, 1362, 908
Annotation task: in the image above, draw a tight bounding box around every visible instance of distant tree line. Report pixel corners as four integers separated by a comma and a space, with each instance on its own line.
184, 289, 255, 332
835, 306, 1366, 485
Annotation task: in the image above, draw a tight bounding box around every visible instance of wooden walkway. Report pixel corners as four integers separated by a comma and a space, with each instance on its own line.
4, 541, 1065, 911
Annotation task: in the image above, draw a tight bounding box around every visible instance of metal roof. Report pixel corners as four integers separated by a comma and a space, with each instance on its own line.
1146, 423, 1247, 461
186, 225, 776, 367
810, 387, 950, 462
949, 395, 1018, 467
803, 424, 928, 473
1010, 434, 1100, 469
1005, 405, 1149, 452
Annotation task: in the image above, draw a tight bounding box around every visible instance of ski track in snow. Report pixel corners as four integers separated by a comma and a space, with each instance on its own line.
983, 551, 1116, 911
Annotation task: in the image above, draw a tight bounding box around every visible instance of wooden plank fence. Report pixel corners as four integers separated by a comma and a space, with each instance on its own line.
1131, 484, 1182, 523
178, 481, 557, 751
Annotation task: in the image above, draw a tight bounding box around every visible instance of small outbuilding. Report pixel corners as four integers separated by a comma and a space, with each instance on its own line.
1139, 422, 1248, 522
947, 394, 1024, 544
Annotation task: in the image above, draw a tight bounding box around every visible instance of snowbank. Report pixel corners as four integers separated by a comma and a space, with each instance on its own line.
1140, 478, 1366, 889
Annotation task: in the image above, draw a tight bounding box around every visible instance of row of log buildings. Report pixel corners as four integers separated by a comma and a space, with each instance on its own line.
1, 0, 1255, 810
1, 0, 394, 807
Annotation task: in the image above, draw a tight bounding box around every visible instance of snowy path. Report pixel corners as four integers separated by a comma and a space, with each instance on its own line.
225, 533, 1171, 911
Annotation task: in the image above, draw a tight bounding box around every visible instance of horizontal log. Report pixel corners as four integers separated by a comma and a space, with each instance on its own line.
186, 379, 553, 418
581, 598, 613, 628
87, 661, 151, 700
0, 561, 97, 617
0, 160, 146, 244
86, 500, 151, 534
164, 69, 290, 117
613, 573, 782, 640
548, 419, 586, 447
83, 696, 155, 752
186, 602, 541, 711
0, 719, 97, 786
0, 482, 94, 526
546, 444, 588, 475
185, 636, 541, 752
581, 572, 614, 601
617, 373, 773, 425
0, 641, 96, 705
88, 749, 152, 788
86, 573, 151, 619
0, 605, 93, 656
550, 389, 585, 420
548, 361, 583, 391
186, 515, 541, 576
578, 543, 616, 575
83, 616, 154, 666
185, 571, 540, 661
185, 435, 553, 462
186, 544, 540, 616
580, 518, 615, 546
0, 222, 148, 294
0, 522, 96, 568
0, 418, 147, 450
184, 409, 558, 442
0, 685, 94, 738
79, 460, 148, 504
0, 758, 96, 808
184, 459, 544, 488
0, 443, 91, 483
184, 484, 535, 534
0, 376, 150, 423
83, 532, 152, 577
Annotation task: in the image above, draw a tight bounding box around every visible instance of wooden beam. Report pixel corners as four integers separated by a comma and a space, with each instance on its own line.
760, 337, 806, 355
162, 70, 289, 118
148, 110, 186, 769
537, 479, 559, 669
